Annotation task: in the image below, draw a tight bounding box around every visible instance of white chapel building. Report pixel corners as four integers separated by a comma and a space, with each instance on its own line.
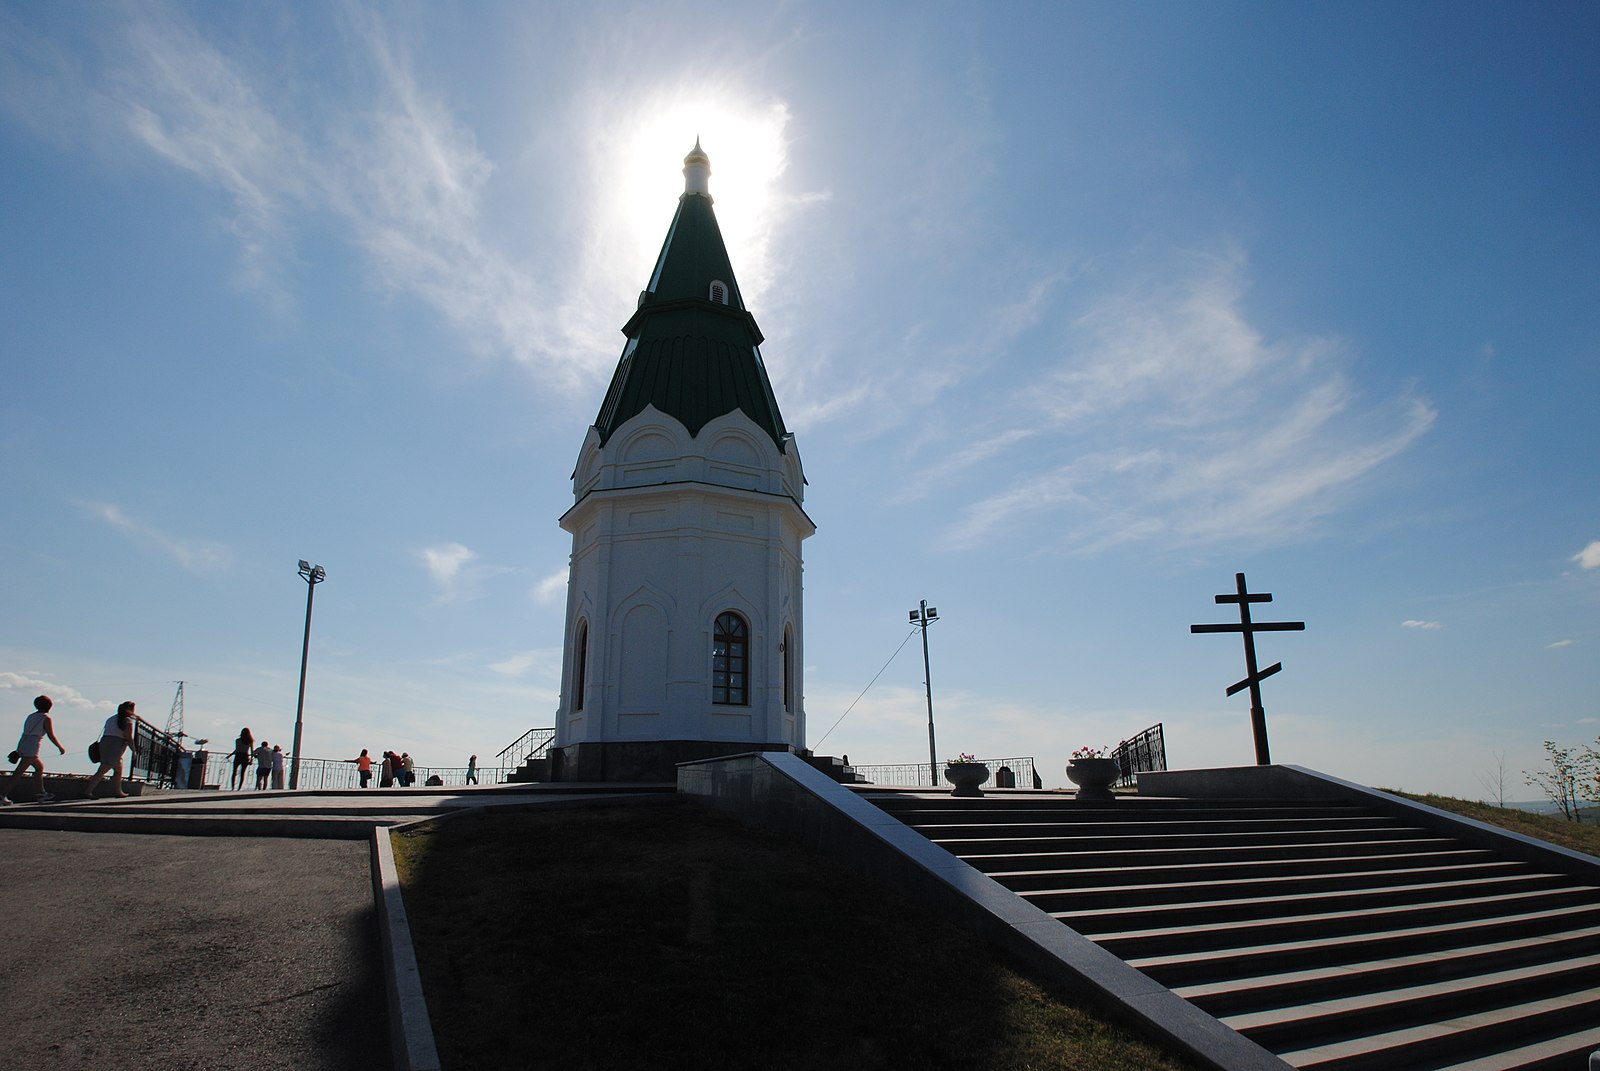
547, 142, 814, 782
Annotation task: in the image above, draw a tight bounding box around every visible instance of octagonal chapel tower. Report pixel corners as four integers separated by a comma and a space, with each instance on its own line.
549, 142, 814, 782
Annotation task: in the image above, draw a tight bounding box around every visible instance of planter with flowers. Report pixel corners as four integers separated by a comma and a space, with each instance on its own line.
1065, 746, 1119, 801
943, 753, 990, 797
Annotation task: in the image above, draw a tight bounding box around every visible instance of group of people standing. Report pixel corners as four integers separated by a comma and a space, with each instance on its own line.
226, 727, 287, 790
344, 748, 477, 788
2, 695, 147, 804
340, 747, 414, 787
379, 749, 415, 787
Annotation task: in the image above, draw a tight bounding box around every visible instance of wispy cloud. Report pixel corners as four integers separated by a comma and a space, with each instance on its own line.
115, 7, 311, 308
417, 542, 523, 604
1574, 541, 1600, 571
940, 249, 1435, 553
0, 3, 609, 389
83, 502, 233, 572
487, 649, 558, 679
0, 671, 111, 710
418, 542, 478, 600
1548, 639, 1577, 649
1402, 620, 1443, 630
534, 569, 568, 606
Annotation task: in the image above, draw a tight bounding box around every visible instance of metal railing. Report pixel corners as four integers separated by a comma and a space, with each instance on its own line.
496, 727, 555, 773
852, 756, 1039, 790
1110, 723, 1166, 788
128, 720, 189, 787
191, 756, 504, 791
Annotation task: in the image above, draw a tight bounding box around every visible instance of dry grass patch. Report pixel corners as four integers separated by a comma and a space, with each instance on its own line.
392, 798, 1197, 1071
1389, 791, 1600, 857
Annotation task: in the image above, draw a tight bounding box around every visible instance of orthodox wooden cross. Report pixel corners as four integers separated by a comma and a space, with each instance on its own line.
1190, 572, 1305, 766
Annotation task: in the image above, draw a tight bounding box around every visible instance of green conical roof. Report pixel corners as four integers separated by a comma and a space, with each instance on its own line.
593, 143, 790, 449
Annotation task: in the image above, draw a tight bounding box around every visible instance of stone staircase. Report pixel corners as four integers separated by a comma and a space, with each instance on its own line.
866, 791, 1600, 1070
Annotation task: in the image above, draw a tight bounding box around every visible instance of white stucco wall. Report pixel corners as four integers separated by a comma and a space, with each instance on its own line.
554, 406, 812, 752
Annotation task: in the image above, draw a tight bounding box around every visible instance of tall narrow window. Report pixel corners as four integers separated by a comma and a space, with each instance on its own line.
712, 612, 748, 705
709, 280, 728, 305
782, 626, 793, 713
572, 620, 589, 712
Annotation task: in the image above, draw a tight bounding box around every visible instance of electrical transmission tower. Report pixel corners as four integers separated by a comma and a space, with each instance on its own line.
165, 680, 186, 740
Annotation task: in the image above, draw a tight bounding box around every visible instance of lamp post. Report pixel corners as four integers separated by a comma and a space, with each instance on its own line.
290, 559, 326, 791
909, 600, 939, 786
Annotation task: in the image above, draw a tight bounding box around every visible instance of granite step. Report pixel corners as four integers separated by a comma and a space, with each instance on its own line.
897, 814, 1393, 835
923, 823, 1429, 856
1176, 923, 1600, 1015
1043, 873, 1577, 932
1275, 984, 1600, 1071
1008, 860, 1537, 910
982, 848, 1503, 888
876, 800, 1374, 823
1087, 886, 1600, 960
956, 836, 1472, 873
1436, 1026, 1600, 1071
1227, 955, 1600, 1052
1126, 901, 1600, 985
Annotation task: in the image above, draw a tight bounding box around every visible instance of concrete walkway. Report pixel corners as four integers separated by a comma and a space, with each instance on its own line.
0, 830, 387, 1071
0, 783, 674, 1071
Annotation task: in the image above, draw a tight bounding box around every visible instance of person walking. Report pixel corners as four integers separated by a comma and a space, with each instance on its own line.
1, 695, 66, 805
230, 728, 254, 791
84, 701, 139, 800
253, 739, 273, 790
465, 754, 478, 786
270, 744, 285, 790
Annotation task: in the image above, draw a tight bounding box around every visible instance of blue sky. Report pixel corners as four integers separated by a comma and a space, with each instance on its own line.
2, 1, 1595, 798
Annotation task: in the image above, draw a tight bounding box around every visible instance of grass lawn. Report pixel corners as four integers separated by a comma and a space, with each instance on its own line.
392, 797, 1199, 1071
1389, 790, 1600, 857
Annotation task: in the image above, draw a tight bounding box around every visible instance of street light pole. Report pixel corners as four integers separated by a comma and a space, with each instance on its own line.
909, 600, 939, 786
290, 559, 326, 791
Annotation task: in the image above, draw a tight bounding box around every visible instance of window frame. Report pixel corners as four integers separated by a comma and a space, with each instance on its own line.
572, 619, 589, 712
712, 611, 749, 706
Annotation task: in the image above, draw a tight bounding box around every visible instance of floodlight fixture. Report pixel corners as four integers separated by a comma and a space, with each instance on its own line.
908, 599, 940, 785
290, 559, 328, 790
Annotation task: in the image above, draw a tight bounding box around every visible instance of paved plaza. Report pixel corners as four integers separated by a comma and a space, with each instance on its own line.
0, 828, 389, 1070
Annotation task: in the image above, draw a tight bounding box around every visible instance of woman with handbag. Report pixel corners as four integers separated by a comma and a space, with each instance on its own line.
1, 695, 66, 805
84, 701, 139, 800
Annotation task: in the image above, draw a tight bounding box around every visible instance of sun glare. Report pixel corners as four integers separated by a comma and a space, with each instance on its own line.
600, 96, 792, 306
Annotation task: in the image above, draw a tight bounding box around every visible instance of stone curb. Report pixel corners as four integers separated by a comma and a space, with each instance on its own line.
371, 824, 443, 1071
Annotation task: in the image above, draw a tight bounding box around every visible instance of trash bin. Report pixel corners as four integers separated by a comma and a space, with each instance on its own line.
188, 750, 209, 789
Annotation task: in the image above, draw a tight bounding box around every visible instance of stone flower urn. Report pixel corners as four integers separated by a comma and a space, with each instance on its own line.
943, 761, 990, 798
1065, 757, 1119, 801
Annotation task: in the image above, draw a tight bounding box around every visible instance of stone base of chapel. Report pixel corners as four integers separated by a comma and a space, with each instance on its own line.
549, 739, 799, 784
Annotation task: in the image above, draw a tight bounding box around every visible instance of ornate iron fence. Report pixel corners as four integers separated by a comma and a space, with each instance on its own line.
127, 720, 189, 787
195, 756, 503, 791
852, 756, 1039, 790
495, 727, 555, 773
1110, 723, 1166, 788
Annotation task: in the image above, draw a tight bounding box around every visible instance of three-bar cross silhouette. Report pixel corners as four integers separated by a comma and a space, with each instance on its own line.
1190, 572, 1305, 766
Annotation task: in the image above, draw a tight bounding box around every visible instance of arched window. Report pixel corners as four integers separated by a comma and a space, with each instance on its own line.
782, 626, 793, 713
709, 280, 728, 305
712, 612, 748, 706
572, 620, 589, 712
